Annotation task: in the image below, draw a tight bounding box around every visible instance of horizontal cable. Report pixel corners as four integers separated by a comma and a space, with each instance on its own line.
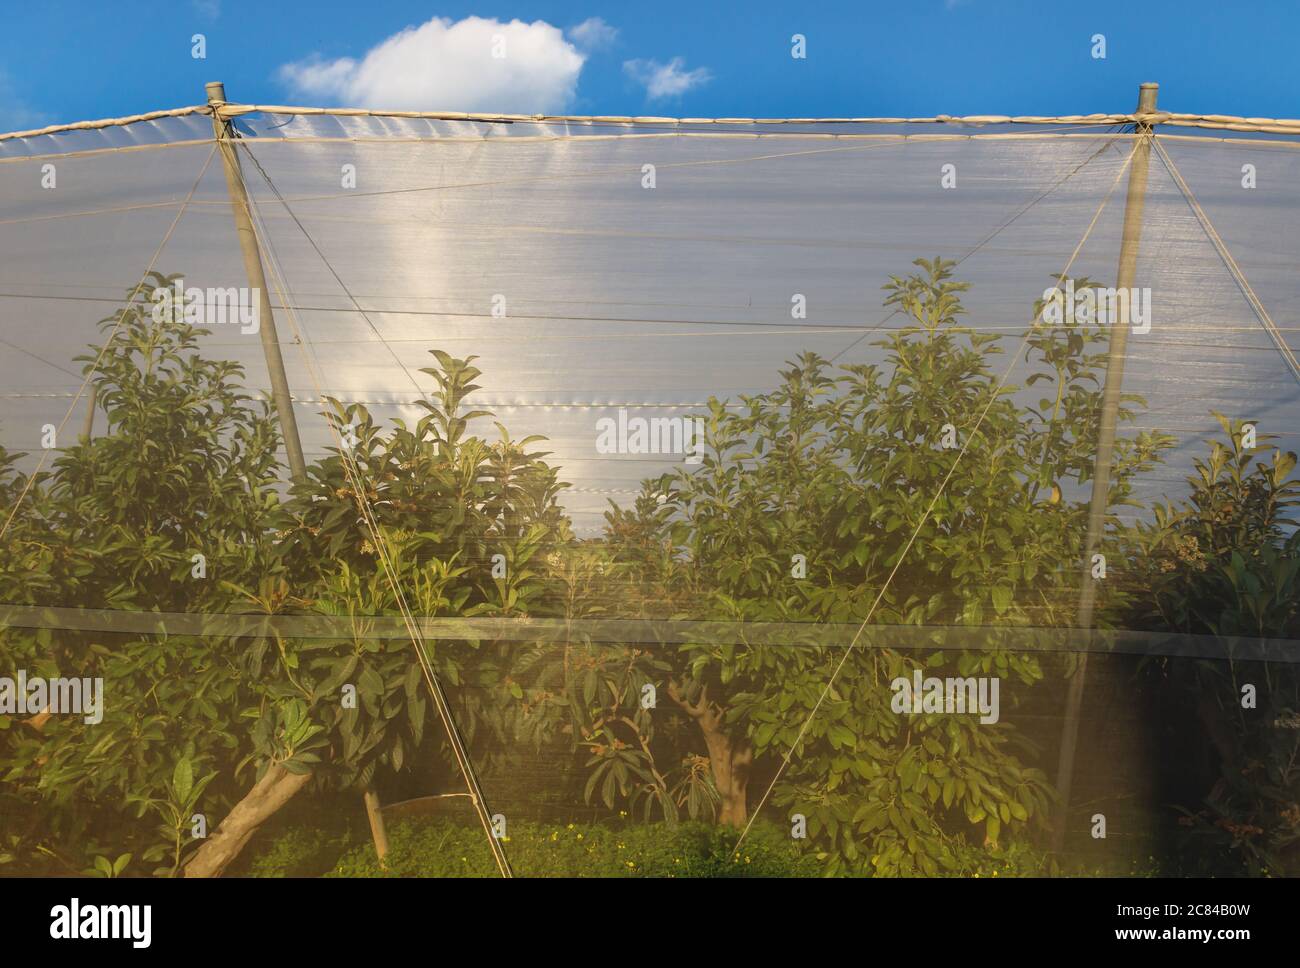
1, 605, 1296, 662
0, 107, 211, 142
6, 103, 1300, 152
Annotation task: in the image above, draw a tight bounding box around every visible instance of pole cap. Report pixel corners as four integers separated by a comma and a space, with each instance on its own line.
1136, 82, 1159, 113
205, 81, 227, 105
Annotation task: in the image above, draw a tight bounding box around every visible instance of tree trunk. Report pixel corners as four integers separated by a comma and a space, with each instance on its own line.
668, 682, 752, 826
699, 717, 753, 827
183, 764, 312, 877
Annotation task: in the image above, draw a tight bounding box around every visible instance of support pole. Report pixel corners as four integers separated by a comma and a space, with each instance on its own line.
204, 83, 509, 876
206, 80, 398, 852
205, 81, 308, 483
1052, 82, 1159, 854
81, 385, 96, 441
363, 786, 390, 864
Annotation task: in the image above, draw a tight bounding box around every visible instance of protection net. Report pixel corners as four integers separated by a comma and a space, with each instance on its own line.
1, 104, 1297, 878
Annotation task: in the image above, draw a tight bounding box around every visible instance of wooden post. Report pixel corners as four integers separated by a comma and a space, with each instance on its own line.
1052, 82, 1159, 854
206, 82, 402, 861
363, 787, 390, 864
205, 81, 308, 482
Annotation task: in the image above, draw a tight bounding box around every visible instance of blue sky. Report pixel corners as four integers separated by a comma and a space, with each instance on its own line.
1, 0, 1297, 130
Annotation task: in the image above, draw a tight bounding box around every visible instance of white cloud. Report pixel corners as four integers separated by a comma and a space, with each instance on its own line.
623, 57, 712, 100
0, 71, 45, 133
568, 17, 617, 52
278, 16, 586, 114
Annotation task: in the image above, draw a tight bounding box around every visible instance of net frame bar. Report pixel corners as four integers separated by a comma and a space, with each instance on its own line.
5, 102, 1300, 144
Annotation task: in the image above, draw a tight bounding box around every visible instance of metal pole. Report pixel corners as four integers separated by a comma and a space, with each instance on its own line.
1052, 82, 1159, 854
205, 81, 308, 482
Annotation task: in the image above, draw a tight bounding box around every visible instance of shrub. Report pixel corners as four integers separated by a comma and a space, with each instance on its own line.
245, 826, 355, 878
561, 259, 1169, 873
324, 818, 819, 878
1126, 417, 1300, 875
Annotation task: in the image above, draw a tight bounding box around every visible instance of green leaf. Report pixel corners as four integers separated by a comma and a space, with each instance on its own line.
172, 758, 194, 805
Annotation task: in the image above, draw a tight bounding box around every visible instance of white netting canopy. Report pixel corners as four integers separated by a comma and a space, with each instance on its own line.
2, 106, 1297, 529
3, 97, 1299, 878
